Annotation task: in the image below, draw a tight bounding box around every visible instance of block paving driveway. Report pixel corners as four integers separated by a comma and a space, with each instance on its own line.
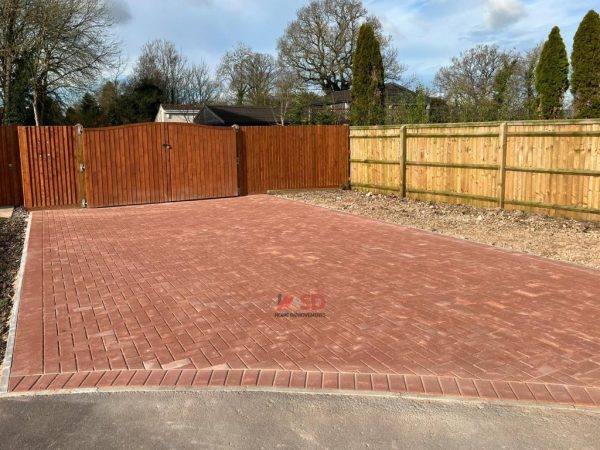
6, 196, 600, 406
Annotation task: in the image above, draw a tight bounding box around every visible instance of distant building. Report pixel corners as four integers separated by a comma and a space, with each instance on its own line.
194, 105, 280, 126
155, 104, 202, 123
310, 82, 446, 123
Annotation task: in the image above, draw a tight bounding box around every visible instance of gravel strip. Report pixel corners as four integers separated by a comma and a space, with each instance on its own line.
275, 190, 600, 270
0, 208, 27, 362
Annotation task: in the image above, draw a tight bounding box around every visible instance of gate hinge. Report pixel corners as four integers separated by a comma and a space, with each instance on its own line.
79, 163, 86, 172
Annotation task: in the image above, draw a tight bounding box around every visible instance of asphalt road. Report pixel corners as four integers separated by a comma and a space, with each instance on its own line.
0, 390, 599, 449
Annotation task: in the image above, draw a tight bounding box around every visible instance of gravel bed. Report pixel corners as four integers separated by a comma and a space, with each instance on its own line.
0, 208, 27, 363
275, 190, 600, 270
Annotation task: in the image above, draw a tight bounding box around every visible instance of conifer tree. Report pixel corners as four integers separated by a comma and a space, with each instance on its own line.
571, 10, 600, 118
535, 26, 569, 119
350, 24, 385, 126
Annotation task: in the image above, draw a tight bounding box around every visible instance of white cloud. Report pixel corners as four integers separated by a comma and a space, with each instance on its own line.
485, 0, 525, 29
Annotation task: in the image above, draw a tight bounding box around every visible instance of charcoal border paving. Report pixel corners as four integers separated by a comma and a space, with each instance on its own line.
4, 196, 600, 407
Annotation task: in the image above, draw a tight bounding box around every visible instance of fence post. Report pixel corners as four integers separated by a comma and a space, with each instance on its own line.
400, 125, 407, 197
74, 124, 87, 207
498, 122, 508, 208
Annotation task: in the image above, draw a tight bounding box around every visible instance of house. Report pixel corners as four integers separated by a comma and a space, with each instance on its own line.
310, 82, 445, 123
155, 104, 202, 123
194, 105, 280, 126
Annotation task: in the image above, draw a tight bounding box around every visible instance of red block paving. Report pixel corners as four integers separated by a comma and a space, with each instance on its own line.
7, 195, 600, 406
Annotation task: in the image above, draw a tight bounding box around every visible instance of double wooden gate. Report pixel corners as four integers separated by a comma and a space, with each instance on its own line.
17, 123, 238, 208
82, 123, 237, 207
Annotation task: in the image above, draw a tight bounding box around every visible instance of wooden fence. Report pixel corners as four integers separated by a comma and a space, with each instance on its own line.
238, 125, 349, 195
350, 120, 600, 221
1, 123, 349, 209
18, 126, 79, 209
0, 126, 21, 206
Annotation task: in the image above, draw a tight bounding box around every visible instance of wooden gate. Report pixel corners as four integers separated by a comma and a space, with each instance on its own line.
18, 126, 78, 209
83, 123, 238, 207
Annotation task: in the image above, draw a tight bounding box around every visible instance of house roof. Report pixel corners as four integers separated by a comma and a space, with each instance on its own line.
312, 82, 418, 106
194, 105, 279, 126
160, 104, 202, 113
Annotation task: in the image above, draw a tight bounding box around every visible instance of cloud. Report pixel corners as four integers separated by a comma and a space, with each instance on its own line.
107, 0, 132, 24
485, 0, 525, 29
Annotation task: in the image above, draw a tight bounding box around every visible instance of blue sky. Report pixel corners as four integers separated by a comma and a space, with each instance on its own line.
109, 0, 596, 86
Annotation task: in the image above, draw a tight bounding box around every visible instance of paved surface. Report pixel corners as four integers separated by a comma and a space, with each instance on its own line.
1, 390, 599, 449
7, 196, 600, 406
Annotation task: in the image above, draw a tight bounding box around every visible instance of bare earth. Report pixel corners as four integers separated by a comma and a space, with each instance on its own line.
275, 190, 600, 270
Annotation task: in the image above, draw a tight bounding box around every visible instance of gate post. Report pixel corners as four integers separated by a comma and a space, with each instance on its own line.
74, 124, 87, 207
233, 125, 246, 196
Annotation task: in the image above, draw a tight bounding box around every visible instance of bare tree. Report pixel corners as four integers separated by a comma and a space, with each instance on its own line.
434, 44, 514, 121
277, 0, 404, 93
27, 0, 120, 125
180, 61, 220, 105
271, 68, 303, 125
132, 39, 188, 104
1, 0, 118, 124
246, 52, 277, 106
217, 43, 278, 105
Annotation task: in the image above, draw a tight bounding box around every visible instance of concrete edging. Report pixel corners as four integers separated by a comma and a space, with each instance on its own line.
1, 213, 32, 392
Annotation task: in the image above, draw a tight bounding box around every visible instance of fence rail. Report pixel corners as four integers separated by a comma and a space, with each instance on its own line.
350, 120, 600, 221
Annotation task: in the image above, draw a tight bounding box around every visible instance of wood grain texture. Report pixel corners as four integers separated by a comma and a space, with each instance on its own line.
0, 126, 22, 206
350, 120, 600, 221
240, 125, 349, 194
17, 126, 77, 209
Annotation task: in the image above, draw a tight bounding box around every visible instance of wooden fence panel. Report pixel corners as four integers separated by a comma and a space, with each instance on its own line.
18, 126, 77, 209
0, 126, 22, 206
240, 125, 348, 194
166, 123, 238, 201
83, 123, 168, 208
350, 119, 600, 221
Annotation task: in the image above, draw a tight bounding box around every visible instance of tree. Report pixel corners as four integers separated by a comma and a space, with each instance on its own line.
65, 92, 101, 127
571, 10, 600, 118
217, 43, 277, 105
493, 57, 519, 120
180, 62, 220, 105
28, 0, 119, 125
535, 26, 569, 119
517, 44, 543, 119
271, 68, 303, 125
0, 0, 119, 125
109, 78, 163, 125
350, 24, 384, 125
434, 45, 513, 121
132, 39, 187, 104
277, 0, 403, 93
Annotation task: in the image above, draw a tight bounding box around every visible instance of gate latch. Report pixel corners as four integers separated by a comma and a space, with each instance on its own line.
79, 163, 86, 173
163, 144, 172, 150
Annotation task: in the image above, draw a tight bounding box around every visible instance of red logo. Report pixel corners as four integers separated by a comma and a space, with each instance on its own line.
274, 293, 327, 317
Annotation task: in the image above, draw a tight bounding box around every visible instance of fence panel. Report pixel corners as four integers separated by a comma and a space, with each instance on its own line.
240, 125, 349, 194
83, 123, 168, 208
166, 123, 238, 201
18, 126, 78, 209
0, 126, 22, 206
350, 120, 600, 221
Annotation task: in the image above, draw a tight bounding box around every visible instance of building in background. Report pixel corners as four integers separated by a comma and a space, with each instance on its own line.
194, 105, 280, 126
155, 104, 202, 123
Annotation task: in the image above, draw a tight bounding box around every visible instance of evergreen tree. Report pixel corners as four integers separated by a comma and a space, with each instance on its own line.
350, 24, 385, 126
535, 26, 569, 119
571, 10, 600, 118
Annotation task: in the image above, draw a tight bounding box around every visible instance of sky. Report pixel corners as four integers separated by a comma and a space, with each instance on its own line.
108, 0, 596, 86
